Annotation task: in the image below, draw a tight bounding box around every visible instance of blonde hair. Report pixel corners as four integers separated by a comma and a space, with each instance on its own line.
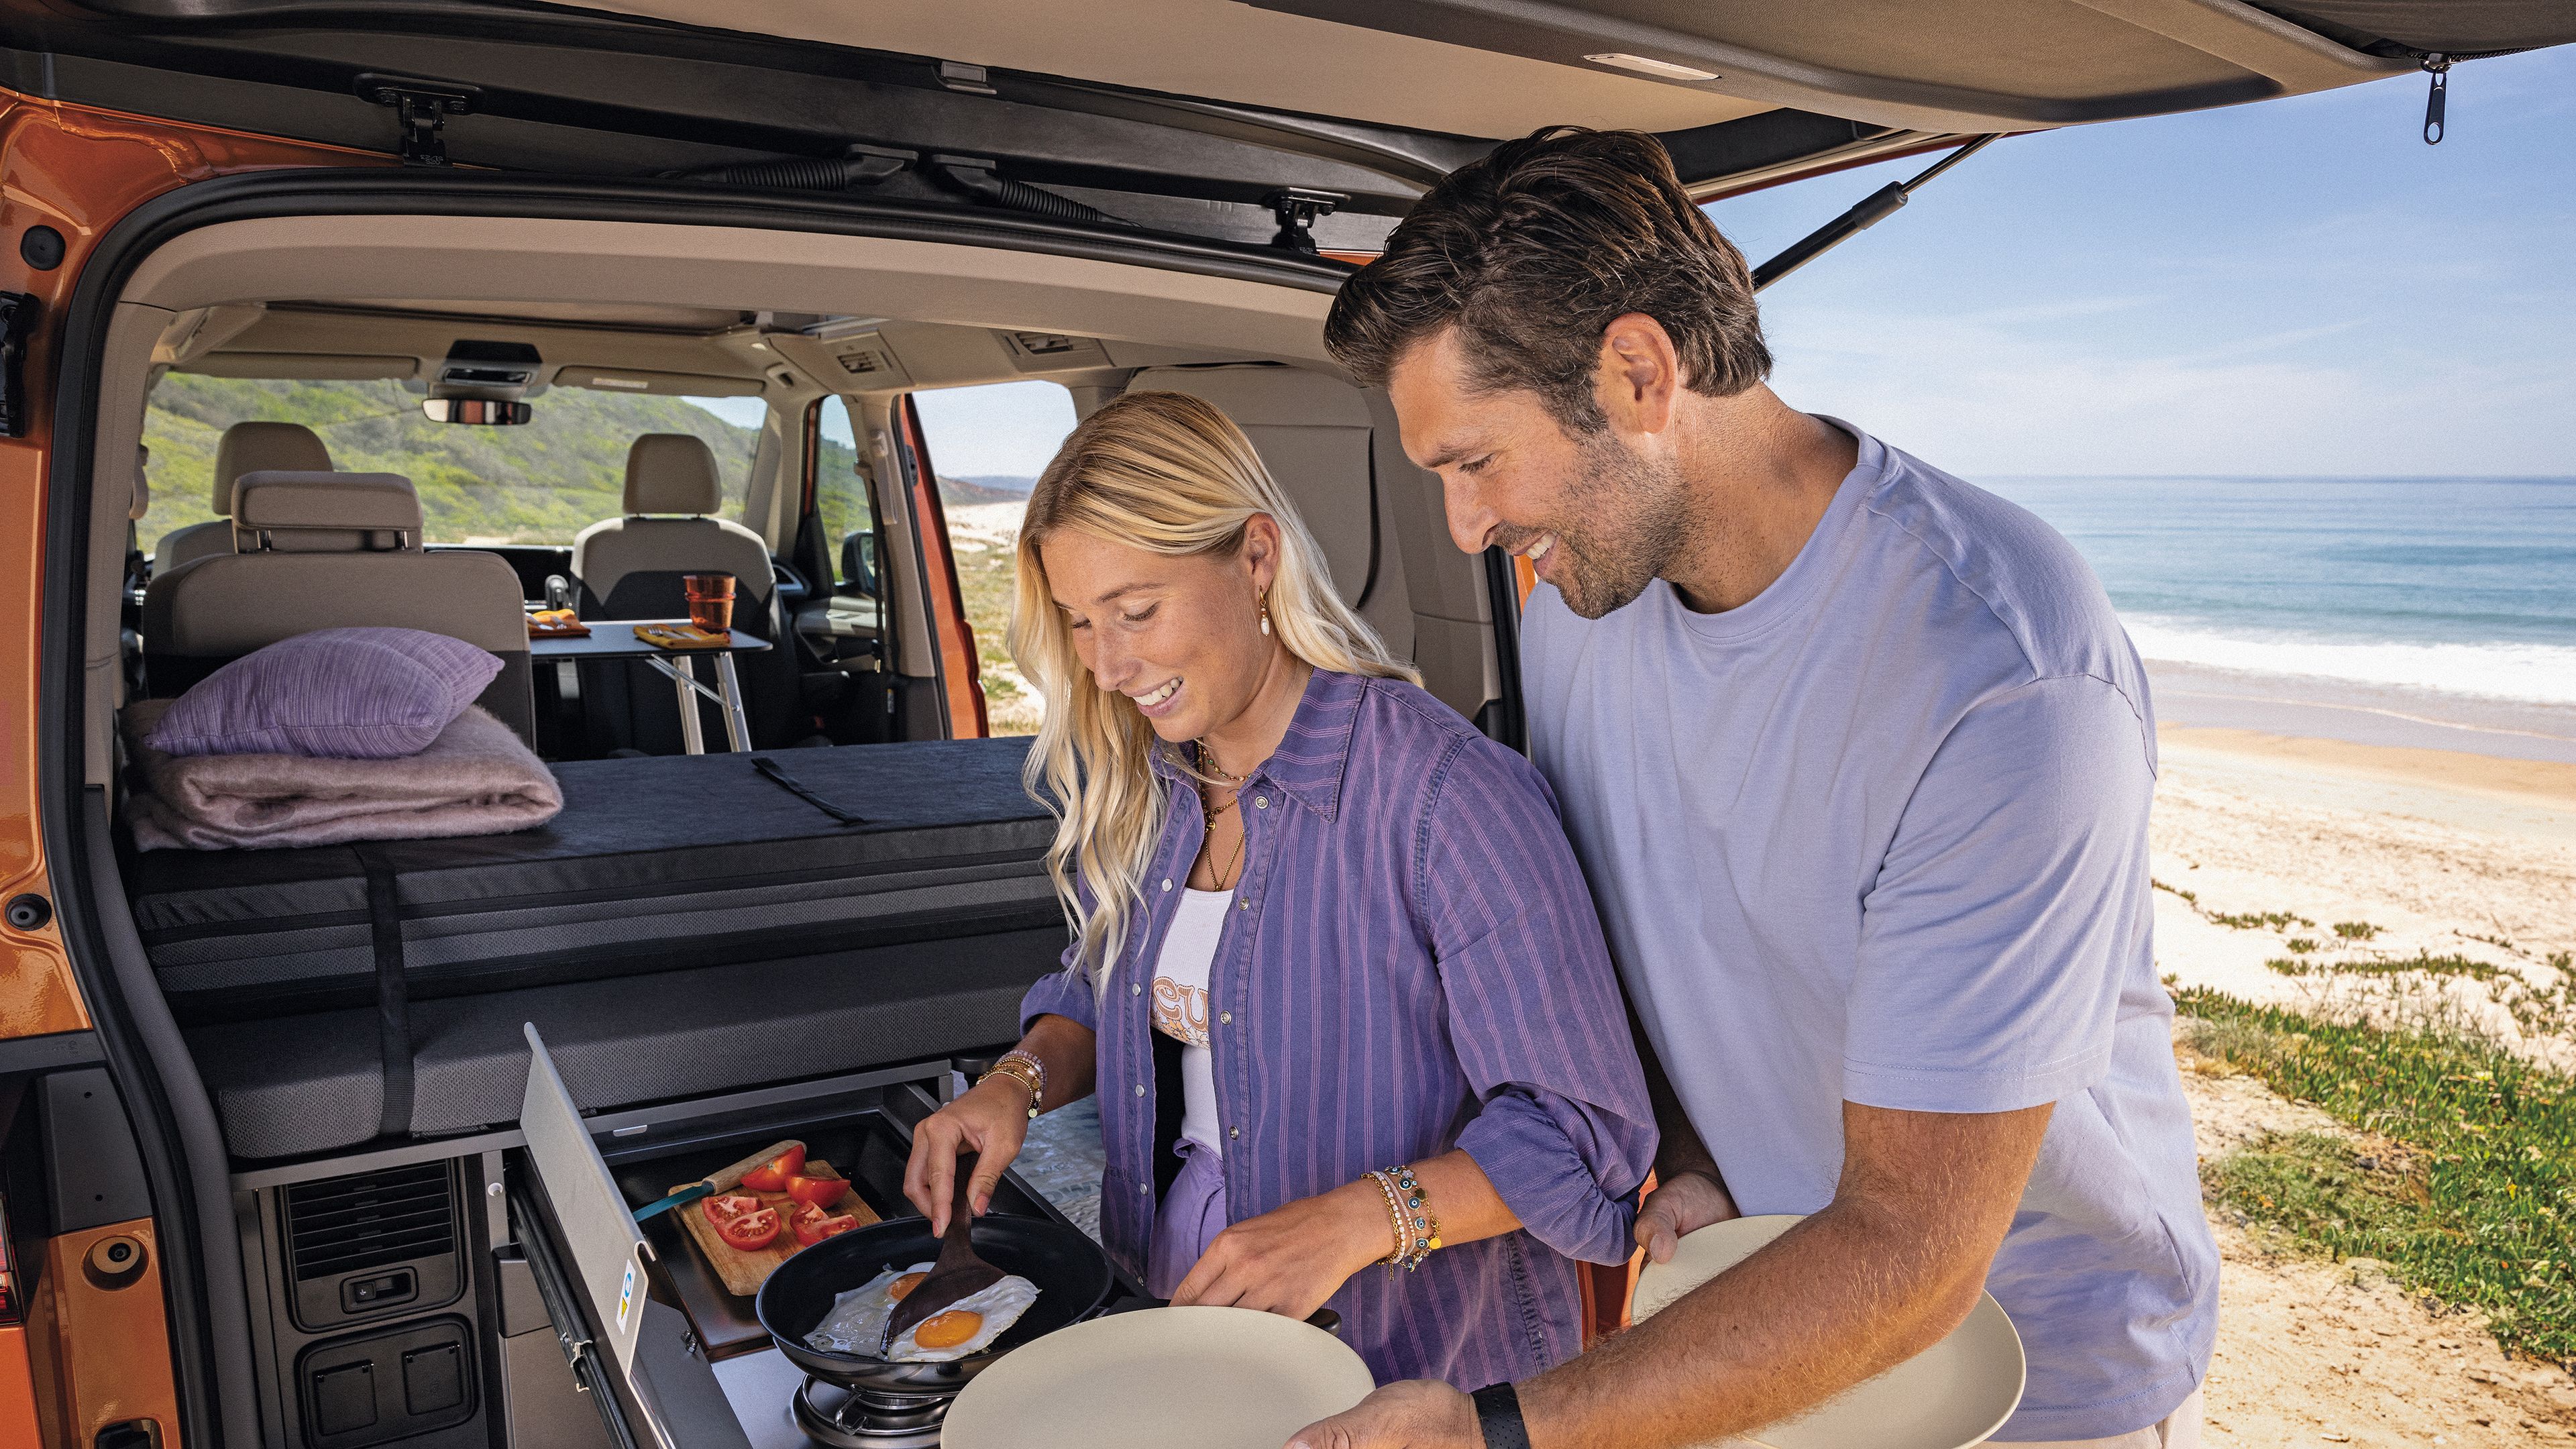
1010, 390, 1419, 994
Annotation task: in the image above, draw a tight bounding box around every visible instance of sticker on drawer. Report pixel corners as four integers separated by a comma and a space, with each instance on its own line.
618, 1258, 637, 1331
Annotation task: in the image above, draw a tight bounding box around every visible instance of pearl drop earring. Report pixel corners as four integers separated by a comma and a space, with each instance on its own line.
1259, 593, 1272, 635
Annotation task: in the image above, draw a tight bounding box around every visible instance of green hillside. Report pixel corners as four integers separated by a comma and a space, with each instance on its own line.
139, 374, 762, 549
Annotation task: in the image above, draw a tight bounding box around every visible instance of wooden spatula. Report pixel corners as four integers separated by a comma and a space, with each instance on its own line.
879, 1150, 1006, 1356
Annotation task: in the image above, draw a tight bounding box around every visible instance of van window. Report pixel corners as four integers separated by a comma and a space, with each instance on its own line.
139, 374, 761, 548
816, 396, 876, 593
910, 380, 1076, 736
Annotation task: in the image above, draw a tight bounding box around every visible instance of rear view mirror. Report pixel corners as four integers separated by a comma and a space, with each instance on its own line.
423, 397, 532, 425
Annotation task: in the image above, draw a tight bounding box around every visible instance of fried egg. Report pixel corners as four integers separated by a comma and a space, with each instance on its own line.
804, 1261, 934, 1355
885, 1273, 1041, 1362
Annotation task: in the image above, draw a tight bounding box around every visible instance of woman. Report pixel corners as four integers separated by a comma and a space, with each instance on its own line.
902, 390, 1652, 1389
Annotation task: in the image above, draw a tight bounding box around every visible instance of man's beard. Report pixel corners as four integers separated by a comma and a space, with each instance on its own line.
1542, 431, 1694, 621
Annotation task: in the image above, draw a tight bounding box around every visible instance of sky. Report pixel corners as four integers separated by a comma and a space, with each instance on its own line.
700, 44, 2575, 481
1707, 46, 2576, 478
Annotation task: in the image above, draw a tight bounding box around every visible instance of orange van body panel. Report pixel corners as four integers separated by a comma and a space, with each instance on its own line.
0, 1326, 42, 1447
0, 92, 387, 1042
21, 1221, 182, 1449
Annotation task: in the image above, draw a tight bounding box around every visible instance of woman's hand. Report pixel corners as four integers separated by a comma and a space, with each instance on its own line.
1633, 1168, 1740, 1264
902, 1078, 1033, 1233
1169, 1178, 1392, 1320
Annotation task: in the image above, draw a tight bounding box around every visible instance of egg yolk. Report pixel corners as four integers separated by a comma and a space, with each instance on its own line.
888, 1273, 925, 1301
911, 1309, 985, 1350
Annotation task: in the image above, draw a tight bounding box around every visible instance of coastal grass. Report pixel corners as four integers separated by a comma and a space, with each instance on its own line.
2176, 986, 2576, 1366
2268, 950, 2510, 982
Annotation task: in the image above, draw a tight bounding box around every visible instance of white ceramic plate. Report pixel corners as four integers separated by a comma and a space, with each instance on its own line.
942, 1305, 1377, 1449
1631, 1214, 2027, 1449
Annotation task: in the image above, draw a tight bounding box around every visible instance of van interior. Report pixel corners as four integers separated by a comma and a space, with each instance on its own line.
61, 211, 1512, 1449
21, 1, 2573, 1443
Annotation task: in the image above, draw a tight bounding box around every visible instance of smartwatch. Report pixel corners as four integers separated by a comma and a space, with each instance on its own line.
1470, 1382, 1532, 1449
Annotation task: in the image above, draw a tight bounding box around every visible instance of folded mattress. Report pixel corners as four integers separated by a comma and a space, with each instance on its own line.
127, 739, 1066, 1025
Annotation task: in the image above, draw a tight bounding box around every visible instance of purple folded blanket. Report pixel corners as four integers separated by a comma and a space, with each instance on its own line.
122, 697, 564, 851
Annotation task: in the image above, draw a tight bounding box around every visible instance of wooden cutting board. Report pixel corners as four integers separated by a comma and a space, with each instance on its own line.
666, 1162, 881, 1297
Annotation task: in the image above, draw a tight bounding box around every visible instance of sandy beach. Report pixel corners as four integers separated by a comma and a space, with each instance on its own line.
2149, 702, 2576, 1067
2145, 667, 2576, 1443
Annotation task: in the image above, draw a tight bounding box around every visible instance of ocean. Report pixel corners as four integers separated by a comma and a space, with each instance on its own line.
1975, 476, 2576, 757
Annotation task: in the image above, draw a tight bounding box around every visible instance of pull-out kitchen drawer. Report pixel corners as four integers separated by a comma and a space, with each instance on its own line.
508, 1028, 1135, 1448
513, 1023, 755, 1449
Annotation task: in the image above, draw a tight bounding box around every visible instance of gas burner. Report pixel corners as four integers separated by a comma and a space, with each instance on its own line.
794, 1377, 955, 1449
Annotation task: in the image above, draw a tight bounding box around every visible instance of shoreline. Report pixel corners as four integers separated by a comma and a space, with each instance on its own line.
2159, 724, 2576, 841
2147, 660, 2576, 766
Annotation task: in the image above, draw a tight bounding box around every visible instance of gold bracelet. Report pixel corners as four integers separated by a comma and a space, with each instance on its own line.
978, 1056, 1044, 1119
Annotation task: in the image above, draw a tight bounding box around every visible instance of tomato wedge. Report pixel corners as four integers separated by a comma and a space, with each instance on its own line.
739, 1145, 807, 1193
702, 1193, 764, 1228
791, 1201, 860, 1246
784, 1171, 849, 1209
714, 1205, 781, 1251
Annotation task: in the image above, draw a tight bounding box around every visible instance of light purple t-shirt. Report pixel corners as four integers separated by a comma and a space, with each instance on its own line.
1520, 425, 2216, 1441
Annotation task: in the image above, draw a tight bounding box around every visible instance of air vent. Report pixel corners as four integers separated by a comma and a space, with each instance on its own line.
837, 347, 888, 376
285, 1164, 455, 1285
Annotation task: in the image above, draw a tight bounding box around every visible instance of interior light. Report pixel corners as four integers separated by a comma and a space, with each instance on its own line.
1586, 52, 1719, 82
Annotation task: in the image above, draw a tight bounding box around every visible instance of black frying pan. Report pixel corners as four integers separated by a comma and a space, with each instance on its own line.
757, 1214, 1116, 1394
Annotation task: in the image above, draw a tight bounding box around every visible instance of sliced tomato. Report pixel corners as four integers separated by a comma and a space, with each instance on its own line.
702, 1193, 764, 1228
714, 1205, 781, 1251
784, 1170, 849, 1209
739, 1144, 807, 1193
791, 1201, 860, 1246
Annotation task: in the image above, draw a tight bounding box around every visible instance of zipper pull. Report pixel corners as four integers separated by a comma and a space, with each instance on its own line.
2422, 53, 2451, 146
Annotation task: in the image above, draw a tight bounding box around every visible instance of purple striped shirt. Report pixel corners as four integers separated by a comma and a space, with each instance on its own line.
1021, 669, 1656, 1389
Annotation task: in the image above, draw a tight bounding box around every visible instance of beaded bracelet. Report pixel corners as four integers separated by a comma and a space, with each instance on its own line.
1364, 1170, 1409, 1270
1364, 1165, 1442, 1271
1389, 1164, 1442, 1269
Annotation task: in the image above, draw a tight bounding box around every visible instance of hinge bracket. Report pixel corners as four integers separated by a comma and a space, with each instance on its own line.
354, 73, 481, 166
1267, 188, 1346, 255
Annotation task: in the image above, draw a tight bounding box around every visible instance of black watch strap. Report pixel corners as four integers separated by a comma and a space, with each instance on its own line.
1470, 1382, 1532, 1449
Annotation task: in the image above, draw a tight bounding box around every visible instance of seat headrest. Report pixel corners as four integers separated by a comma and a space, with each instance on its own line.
232, 471, 422, 552
625, 433, 723, 515
212, 421, 334, 515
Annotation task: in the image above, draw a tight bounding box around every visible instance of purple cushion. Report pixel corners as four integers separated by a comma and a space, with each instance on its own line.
147, 627, 504, 759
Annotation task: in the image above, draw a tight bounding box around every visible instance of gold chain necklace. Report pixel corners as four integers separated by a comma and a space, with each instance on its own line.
1195, 740, 1248, 891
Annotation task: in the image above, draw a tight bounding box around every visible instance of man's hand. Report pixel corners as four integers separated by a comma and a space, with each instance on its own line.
1171, 1179, 1389, 1320
1634, 1169, 1739, 1265
1287, 1380, 1481, 1449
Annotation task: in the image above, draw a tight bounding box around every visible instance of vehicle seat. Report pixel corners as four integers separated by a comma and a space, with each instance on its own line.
1123, 366, 1516, 724
569, 434, 796, 751
142, 470, 537, 745
152, 420, 333, 575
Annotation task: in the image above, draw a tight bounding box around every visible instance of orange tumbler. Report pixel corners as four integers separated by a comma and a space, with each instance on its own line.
682, 572, 737, 633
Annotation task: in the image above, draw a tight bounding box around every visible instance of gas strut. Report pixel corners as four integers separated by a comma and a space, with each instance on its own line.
1750, 133, 2002, 292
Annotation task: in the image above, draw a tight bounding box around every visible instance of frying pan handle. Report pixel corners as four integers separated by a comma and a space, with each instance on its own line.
1305, 1307, 1341, 1336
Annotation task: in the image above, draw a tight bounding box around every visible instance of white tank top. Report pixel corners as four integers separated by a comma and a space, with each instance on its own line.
1148, 888, 1231, 1154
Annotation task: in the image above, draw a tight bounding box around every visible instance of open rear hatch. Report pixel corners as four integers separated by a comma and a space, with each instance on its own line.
11, 0, 2570, 252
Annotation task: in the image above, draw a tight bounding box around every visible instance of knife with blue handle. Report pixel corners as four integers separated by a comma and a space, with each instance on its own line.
631, 1138, 804, 1223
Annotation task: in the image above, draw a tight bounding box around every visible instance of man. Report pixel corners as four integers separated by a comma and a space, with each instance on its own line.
1294, 129, 2215, 1449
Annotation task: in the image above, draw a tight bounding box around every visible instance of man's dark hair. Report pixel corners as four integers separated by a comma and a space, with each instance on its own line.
1325, 127, 1770, 431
